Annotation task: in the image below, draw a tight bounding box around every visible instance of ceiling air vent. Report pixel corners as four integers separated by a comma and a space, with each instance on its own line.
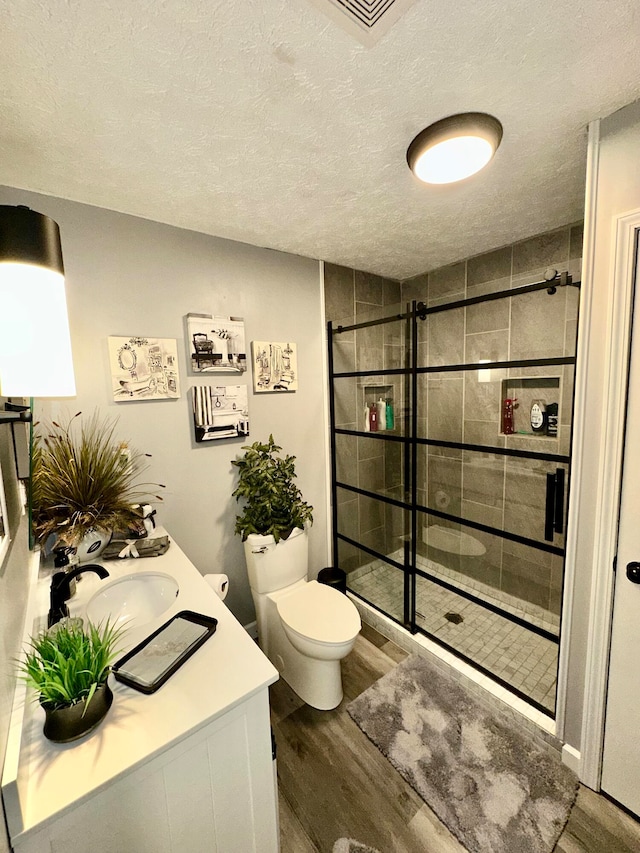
307, 0, 418, 46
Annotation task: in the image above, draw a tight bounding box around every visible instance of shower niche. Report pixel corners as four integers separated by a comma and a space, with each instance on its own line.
360, 383, 397, 432
500, 376, 561, 437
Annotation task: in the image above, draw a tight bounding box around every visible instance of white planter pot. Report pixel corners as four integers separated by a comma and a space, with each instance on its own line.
75, 529, 112, 563
243, 526, 309, 594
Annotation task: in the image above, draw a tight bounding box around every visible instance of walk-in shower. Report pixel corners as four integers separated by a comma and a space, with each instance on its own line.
328, 267, 580, 717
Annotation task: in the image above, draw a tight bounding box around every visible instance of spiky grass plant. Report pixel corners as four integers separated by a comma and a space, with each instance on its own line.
31, 411, 164, 548
20, 619, 123, 712
232, 434, 313, 543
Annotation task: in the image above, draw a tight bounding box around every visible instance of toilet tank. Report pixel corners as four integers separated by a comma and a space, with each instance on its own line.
244, 526, 309, 594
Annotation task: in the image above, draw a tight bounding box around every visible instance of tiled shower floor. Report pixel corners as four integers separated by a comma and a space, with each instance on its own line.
348, 558, 559, 713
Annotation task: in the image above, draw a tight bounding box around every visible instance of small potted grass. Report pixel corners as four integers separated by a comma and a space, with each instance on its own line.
20, 619, 123, 743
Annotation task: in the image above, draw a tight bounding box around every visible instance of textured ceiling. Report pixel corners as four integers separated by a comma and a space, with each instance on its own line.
1, 0, 639, 279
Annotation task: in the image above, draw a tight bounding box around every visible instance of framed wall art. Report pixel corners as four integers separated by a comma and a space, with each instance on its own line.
186, 314, 247, 375
192, 385, 249, 442
251, 341, 297, 392
108, 336, 180, 401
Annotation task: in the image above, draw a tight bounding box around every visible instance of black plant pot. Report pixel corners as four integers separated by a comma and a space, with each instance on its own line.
42, 682, 113, 743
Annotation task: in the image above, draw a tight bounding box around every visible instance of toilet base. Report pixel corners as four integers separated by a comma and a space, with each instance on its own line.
259, 596, 344, 710
277, 654, 343, 711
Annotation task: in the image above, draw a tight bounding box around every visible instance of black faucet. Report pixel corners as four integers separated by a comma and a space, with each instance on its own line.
48, 564, 110, 628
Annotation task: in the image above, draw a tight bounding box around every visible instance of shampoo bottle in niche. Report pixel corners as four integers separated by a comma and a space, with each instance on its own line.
364, 403, 370, 432
369, 402, 378, 431
502, 398, 517, 435
385, 398, 395, 430
376, 398, 386, 431
546, 402, 558, 436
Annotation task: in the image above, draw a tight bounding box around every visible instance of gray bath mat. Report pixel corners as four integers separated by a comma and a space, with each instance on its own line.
333, 841, 381, 853
347, 654, 578, 853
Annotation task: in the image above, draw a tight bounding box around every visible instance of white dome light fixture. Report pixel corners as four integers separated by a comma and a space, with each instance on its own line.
407, 112, 503, 185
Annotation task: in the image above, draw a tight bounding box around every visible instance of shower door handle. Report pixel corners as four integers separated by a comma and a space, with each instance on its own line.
554, 468, 565, 535
544, 468, 566, 542
545, 474, 555, 541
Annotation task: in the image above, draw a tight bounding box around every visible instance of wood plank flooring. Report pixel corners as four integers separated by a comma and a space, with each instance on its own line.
271, 623, 640, 853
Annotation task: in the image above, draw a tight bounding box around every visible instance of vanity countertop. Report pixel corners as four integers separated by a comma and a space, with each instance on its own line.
2, 530, 278, 843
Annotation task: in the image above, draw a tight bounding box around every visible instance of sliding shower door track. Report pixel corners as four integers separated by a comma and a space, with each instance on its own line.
333, 272, 580, 335
334, 355, 575, 381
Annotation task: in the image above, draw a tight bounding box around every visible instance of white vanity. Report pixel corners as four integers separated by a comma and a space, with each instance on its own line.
2, 532, 280, 853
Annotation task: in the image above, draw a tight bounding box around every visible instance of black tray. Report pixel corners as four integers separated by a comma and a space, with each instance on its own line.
113, 609, 218, 694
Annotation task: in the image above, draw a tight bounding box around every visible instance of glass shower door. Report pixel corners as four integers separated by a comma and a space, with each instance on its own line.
328, 273, 579, 716
410, 279, 576, 714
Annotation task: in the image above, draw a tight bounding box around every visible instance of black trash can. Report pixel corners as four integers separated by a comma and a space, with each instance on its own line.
317, 566, 347, 594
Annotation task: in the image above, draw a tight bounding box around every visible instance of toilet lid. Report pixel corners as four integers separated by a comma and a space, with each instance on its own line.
277, 581, 361, 643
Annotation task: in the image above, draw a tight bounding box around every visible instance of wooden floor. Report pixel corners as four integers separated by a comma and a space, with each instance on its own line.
271, 623, 640, 853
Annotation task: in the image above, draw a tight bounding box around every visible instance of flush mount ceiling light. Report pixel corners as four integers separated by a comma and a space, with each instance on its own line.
0, 205, 76, 422
407, 112, 503, 185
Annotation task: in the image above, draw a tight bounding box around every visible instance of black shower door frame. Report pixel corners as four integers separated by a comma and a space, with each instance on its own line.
328, 273, 580, 717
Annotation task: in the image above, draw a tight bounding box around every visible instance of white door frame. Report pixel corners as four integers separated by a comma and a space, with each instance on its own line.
578, 203, 640, 787
553, 122, 600, 745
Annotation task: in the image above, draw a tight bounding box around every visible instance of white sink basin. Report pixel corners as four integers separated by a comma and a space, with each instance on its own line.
86, 571, 179, 629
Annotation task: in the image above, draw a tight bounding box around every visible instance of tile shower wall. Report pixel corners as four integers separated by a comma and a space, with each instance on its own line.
403, 223, 582, 616
325, 264, 403, 571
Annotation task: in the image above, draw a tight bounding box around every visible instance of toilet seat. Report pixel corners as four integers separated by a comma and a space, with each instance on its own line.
277, 581, 360, 644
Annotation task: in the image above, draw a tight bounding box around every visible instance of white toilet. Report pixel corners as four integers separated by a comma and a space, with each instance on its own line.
244, 527, 361, 710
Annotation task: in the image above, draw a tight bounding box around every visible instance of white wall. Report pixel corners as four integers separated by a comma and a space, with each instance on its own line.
0, 185, 329, 628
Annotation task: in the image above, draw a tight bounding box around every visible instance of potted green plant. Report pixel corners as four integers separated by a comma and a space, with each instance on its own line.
232, 435, 313, 543
232, 435, 314, 596
20, 619, 123, 743
31, 411, 164, 558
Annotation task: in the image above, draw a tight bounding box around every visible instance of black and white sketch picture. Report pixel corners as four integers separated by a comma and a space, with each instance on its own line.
251, 341, 298, 392
192, 385, 250, 442
108, 337, 180, 401
186, 314, 247, 374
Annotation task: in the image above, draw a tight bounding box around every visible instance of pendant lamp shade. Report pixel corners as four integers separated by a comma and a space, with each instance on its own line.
407, 113, 503, 185
0, 206, 76, 398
